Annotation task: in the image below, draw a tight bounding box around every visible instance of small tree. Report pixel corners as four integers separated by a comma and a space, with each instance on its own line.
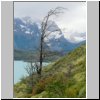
25, 61, 35, 90
36, 7, 65, 76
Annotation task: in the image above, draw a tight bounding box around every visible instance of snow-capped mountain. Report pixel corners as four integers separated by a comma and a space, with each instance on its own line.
14, 17, 86, 52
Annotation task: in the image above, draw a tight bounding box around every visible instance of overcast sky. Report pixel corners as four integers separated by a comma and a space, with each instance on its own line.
14, 2, 86, 42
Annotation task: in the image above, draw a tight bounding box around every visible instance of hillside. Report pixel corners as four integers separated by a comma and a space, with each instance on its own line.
14, 44, 86, 98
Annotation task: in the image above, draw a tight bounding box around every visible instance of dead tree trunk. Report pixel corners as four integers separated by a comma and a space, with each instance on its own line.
35, 7, 66, 76
39, 37, 43, 75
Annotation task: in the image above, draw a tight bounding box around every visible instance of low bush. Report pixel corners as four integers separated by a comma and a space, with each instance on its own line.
45, 73, 67, 98
32, 76, 54, 95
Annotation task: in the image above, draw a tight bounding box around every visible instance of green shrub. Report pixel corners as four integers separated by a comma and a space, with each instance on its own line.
66, 84, 77, 97
46, 81, 66, 98
32, 77, 54, 95
25, 86, 33, 94
65, 81, 86, 98
45, 74, 67, 98
78, 85, 86, 98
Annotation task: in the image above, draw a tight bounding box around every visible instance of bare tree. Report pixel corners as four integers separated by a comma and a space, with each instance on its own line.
35, 7, 66, 76
25, 61, 35, 88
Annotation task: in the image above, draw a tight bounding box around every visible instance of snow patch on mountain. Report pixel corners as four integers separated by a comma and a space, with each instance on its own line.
35, 21, 41, 29
25, 31, 30, 34
20, 24, 25, 28
21, 16, 33, 25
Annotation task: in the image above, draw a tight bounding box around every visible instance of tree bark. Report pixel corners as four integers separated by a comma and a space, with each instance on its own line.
38, 36, 43, 75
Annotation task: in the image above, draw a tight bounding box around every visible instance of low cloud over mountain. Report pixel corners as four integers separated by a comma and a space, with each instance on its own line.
14, 17, 86, 52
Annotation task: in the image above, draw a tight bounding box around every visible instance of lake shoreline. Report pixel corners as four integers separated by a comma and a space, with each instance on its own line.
14, 60, 51, 84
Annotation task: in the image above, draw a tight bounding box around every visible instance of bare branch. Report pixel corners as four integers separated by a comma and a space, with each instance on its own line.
41, 7, 66, 38
43, 29, 61, 38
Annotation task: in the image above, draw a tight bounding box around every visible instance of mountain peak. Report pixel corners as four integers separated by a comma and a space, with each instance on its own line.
14, 17, 85, 52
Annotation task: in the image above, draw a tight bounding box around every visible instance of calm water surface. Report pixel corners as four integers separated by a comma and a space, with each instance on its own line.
14, 61, 50, 84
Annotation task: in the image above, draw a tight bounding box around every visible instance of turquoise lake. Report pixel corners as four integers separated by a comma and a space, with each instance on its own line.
14, 61, 50, 84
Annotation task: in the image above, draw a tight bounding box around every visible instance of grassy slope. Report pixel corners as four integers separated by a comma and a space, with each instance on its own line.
14, 44, 86, 98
